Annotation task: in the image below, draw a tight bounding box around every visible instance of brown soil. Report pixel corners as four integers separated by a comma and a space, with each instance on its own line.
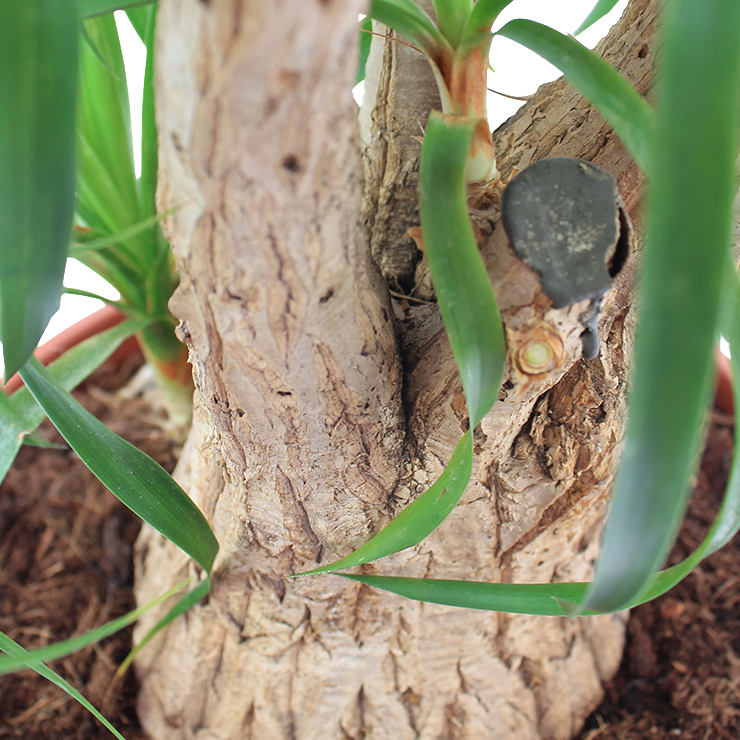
0, 360, 738, 740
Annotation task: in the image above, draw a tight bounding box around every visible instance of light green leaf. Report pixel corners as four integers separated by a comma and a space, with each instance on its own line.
0, 631, 126, 740
356, 16, 373, 86
18, 357, 218, 574
581, 0, 740, 614
0, 578, 189, 676
495, 19, 654, 176
462, 0, 514, 37
432, 0, 472, 47
0, 319, 146, 483
369, 0, 452, 59
0, 0, 78, 379
575, 0, 621, 36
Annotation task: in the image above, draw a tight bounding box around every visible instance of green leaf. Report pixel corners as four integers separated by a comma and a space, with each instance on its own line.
581, 0, 740, 614
0, 578, 189, 676
432, 0, 472, 47
575, 0, 621, 36
0, 1, 78, 379
70, 208, 177, 258
495, 19, 655, 176
0, 631, 127, 740
419, 113, 504, 426
462, 0, 514, 37
0, 319, 146, 483
301, 113, 505, 576
341, 575, 588, 616
356, 16, 373, 86
125, 6, 150, 42
78, 0, 156, 19
76, 15, 148, 270
369, 0, 452, 59
329, 263, 740, 617
18, 357, 218, 574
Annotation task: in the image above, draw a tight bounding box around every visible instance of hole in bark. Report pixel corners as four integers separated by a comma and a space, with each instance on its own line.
236, 408, 245, 417
282, 154, 302, 173
638, 43, 649, 58
382, 308, 389, 322
608, 205, 632, 278
320, 288, 334, 304
277, 391, 292, 396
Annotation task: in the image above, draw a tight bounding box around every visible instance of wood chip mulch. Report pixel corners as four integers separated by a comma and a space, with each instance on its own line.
0, 358, 738, 740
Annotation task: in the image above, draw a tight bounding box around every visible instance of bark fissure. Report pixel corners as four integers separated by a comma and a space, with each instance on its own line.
135, 1, 654, 738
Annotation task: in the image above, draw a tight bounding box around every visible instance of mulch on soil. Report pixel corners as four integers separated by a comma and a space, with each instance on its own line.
0, 356, 176, 740
0, 360, 738, 739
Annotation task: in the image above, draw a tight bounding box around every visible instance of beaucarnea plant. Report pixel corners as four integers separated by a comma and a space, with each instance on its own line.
2, 0, 740, 736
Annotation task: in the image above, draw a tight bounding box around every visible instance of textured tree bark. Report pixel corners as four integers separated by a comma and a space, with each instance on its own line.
134, 1, 656, 738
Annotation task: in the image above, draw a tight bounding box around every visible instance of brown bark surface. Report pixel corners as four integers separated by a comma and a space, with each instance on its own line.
135, 1, 656, 738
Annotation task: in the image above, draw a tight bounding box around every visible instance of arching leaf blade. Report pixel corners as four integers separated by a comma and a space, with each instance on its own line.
581, 0, 740, 614
496, 19, 654, 176
0, 0, 78, 379
18, 358, 218, 574
575, 0, 621, 36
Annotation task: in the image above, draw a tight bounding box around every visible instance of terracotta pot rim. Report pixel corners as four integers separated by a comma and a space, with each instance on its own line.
2, 305, 141, 395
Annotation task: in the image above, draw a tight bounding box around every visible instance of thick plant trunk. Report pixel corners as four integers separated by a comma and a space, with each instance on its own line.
134, 1, 656, 738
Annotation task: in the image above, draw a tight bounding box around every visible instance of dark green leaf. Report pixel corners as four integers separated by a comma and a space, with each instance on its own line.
496, 19, 654, 176
19, 358, 218, 573
0, 1, 78, 378
125, 6, 150, 41
581, 0, 740, 613
0, 319, 146, 483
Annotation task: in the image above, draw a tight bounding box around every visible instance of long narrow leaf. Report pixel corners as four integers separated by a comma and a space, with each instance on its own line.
18, 358, 218, 573
0, 1, 78, 379
495, 19, 654, 176
0, 319, 146, 483
0, 632, 126, 740
0, 579, 188, 676
462, 0, 514, 37
125, 7, 150, 42
356, 16, 373, 86
343, 264, 740, 617
301, 113, 505, 576
581, 0, 740, 614
70, 208, 177, 258
575, 0, 621, 36
369, 0, 452, 59
432, 0, 472, 47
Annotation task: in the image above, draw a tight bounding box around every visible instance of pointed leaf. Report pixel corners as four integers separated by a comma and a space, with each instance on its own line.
495, 19, 654, 176
575, 0, 621, 36
0, 632, 126, 740
581, 0, 740, 613
432, 0, 472, 47
18, 358, 218, 574
462, 0, 514, 37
